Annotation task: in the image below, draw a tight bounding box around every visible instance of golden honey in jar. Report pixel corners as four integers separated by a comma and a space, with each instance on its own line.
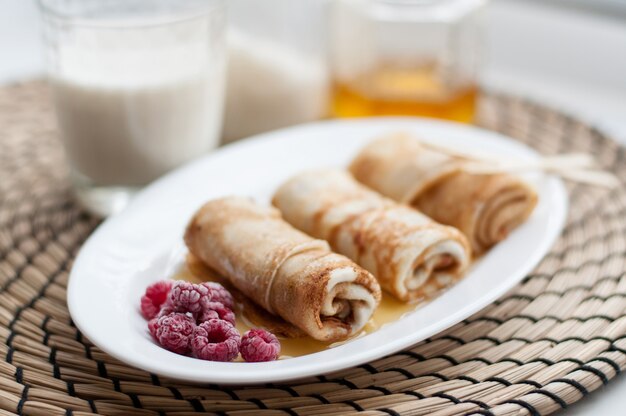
330, 0, 485, 123
332, 64, 478, 122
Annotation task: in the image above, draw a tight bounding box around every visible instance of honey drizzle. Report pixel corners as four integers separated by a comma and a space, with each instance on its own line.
175, 264, 421, 359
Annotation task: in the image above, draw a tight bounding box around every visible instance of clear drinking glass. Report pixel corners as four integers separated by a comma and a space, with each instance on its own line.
223, 0, 330, 143
39, 0, 227, 216
331, 0, 485, 123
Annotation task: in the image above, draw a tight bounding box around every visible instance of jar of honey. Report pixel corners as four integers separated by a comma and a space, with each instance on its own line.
330, 0, 486, 123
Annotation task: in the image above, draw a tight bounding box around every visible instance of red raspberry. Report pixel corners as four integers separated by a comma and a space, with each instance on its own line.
168, 281, 212, 314
201, 282, 235, 310
148, 318, 160, 340
191, 319, 241, 361
154, 313, 195, 355
140, 280, 173, 320
240, 329, 281, 362
198, 301, 236, 326
169, 281, 237, 324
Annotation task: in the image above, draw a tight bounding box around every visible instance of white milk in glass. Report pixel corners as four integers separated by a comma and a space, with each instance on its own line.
223, 30, 328, 143
43, 7, 226, 213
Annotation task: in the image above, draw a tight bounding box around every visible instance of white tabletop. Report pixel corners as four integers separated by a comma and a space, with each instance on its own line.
1, 0, 625, 413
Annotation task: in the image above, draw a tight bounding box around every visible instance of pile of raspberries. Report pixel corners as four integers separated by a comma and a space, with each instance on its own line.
140, 280, 280, 362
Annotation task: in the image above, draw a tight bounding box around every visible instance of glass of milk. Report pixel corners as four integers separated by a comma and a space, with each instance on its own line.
39, 0, 227, 216
224, 0, 330, 143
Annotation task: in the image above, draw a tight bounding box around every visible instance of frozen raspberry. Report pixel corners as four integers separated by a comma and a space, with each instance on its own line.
201, 282, 235, 310
154, 313, 195, 355
191, 319, 241, 361
148, 318, 160, 340
140, 280, 173, 320
168, 281, 212, 314
240, 329, 281, 362
198, 301, 236, 326
169, 281, 237, 325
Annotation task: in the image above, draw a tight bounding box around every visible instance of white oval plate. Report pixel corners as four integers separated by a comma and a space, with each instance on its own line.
68, 118, 567, 384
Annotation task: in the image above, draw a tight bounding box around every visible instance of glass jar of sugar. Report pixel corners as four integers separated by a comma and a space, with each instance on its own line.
39, 0, 227, 216
223, 0, 330, 143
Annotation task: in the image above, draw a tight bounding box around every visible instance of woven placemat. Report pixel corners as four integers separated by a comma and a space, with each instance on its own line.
0, 81, 625, 416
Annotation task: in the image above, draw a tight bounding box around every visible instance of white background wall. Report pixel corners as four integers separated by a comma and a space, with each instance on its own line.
483, 0, 626, 137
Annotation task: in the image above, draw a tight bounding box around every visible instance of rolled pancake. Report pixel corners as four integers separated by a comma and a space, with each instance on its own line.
186, 253, 305, 339
184, 196, 381, 342
349, 134, 538, 254
273, 170, 471, 301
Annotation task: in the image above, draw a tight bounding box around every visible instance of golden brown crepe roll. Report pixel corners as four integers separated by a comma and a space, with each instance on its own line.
184, 196, 381, 342
349, 134, 538, 254
273, 170, 471, 302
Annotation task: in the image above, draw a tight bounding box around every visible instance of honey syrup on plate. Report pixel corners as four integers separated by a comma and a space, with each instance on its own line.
332, 64, 478, 123
175, 262, 420, 358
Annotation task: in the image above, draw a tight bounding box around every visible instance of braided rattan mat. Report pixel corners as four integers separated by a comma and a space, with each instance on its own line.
1, 81, 625, 416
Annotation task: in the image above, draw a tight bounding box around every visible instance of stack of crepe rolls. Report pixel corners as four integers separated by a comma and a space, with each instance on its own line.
350, 134, 538, 254
184, 196, 381, 342
272, 170, 471, 302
